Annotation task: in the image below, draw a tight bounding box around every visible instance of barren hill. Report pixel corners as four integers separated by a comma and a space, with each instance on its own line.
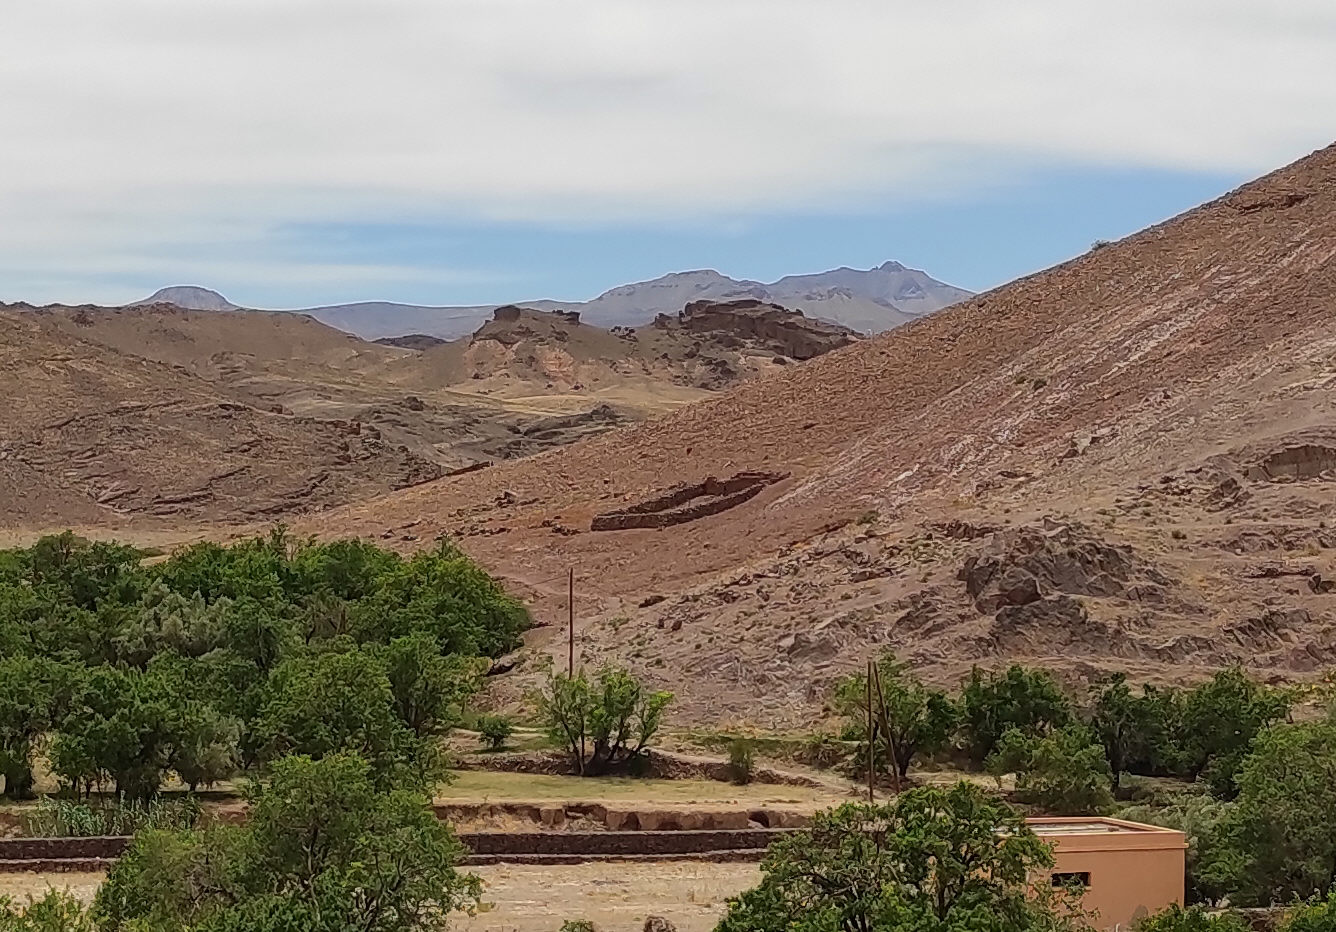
0, 309, 438, 530
301, 143, 1336, 725
0, 299, 858, 531
399, 301, 861, 395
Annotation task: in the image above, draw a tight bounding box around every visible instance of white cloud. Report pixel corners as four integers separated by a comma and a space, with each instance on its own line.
1, 0, 1334, 302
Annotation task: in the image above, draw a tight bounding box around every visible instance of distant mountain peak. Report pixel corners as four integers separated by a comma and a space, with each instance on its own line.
132, 286, 237, 311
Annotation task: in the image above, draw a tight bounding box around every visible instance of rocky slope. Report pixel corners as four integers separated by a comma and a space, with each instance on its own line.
401, 301, 861, 395
0, 299, 857, 531
0, 310, 439, 530
300, 142, 1336, 725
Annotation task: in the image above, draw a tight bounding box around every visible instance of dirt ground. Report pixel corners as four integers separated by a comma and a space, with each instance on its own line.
0, 863, 760, 932
437, 770, 847, 807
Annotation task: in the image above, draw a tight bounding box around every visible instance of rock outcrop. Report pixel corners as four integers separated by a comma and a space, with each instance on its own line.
652, 298, 862, 359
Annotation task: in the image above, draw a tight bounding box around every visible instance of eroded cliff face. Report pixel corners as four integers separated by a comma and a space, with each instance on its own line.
655, 299, 862, 360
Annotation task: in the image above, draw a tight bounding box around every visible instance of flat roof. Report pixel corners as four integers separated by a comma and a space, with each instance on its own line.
1027, 817, 1174, 836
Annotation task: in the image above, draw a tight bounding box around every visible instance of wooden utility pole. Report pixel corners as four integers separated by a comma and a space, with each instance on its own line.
871, 662, 902, 795
865, 660, 876, 803
567, 567, 575, 676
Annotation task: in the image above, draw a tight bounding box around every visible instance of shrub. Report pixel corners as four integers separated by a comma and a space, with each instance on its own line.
1284, 893, 1336, 932
477, 715, 515, 751
1135, 905, 1250, 932
728, 739, 755, 785
0, 890, 95, 932
559, 921, 597, 932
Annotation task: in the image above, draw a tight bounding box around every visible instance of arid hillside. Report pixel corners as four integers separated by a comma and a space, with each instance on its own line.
301, 143, 1336, 725
394, 300, 860, 395
0, 299, 857, 532
0, 310, 438, 531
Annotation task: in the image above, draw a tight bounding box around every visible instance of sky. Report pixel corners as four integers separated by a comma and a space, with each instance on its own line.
2, 0, 1334, 309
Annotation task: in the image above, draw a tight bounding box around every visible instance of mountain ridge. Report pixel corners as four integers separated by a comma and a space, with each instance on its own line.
131, 261, 971, 341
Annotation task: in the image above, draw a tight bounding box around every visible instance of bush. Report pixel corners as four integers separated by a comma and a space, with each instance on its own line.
988, 725, 1114, 815
728, 739, 755, 785
537, 666, 672, 776
1284, 893, 1336, 932
23, 797, 203, 838
559, 921, 597, 932
1135, 904, 1251, 932
0, 890, 95, 932
477, 715, 515, 751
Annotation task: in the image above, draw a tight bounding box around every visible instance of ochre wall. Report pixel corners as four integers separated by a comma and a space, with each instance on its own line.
1037, 823, 1186, 930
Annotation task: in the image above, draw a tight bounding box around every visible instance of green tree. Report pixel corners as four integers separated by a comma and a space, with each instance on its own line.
1089, 674, 1178, 791
538, 667, 672, 776
1176, 667, 1289, 796
93, 753, 481, 932
0, 657, 81, 798
987, 725, 1114, 815
287, 537, 401, 603
715, 782, 1075, 932
1134, 904, 1251, 932
833, 654, 957, 779
376, 633, 482, 738
51, 666, 181, 801
109, 584, 229, 668
1202, 719, 1336, 905
350, 542, 528, 657
960, 664, 1071, 764
256, 647, 427, 789
171, 701, 241, 792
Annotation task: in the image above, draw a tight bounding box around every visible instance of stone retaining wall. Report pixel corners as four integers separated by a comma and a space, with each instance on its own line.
0, 828, 795, 871
591, 473, 784, 532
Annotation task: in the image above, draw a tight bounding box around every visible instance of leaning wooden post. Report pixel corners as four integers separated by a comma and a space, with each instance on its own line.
871, 662, 902, 795
866, 660, 876, 803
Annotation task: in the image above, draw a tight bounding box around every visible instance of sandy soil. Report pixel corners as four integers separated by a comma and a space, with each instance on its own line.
0, 863, 761, 932
0, 872, 104, 906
